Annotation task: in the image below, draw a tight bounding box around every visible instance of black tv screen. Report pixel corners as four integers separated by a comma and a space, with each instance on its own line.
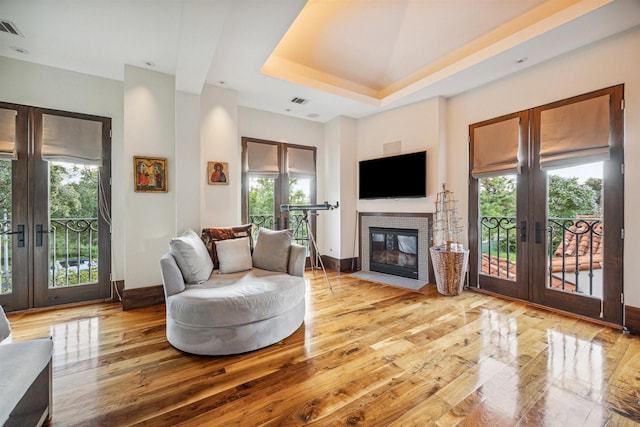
359, 151, 426, 199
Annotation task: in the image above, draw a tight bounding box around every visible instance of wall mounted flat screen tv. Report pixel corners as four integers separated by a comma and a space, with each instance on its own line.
359, 151, 426, 199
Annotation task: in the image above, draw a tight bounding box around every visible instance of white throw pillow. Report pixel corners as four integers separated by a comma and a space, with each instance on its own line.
252, 228, 292, 273
169, 229, 214, 283
215, 237, 253, 274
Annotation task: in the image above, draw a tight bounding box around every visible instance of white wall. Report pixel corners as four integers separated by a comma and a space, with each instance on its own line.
239, 106, 325, 147
323, 116, 357, 260
323, 117, 342, 259
175, 91, 201, 232
356, 97, 443, 216
338, 117, 358, 260
0, 56, 126, 281
200, 84, 239, 227
123, 66, 176, 289
446, 27, 640, 307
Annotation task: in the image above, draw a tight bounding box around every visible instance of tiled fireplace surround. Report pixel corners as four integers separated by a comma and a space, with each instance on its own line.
359, 212, 433, 283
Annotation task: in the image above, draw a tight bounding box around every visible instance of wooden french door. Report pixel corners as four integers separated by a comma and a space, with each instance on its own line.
241, 137, 317, 247
469, 111, 530, 301
530, 86, 624, 323
470, 85, 624, 324
0, 103, 29, 311
0, 102, 111, 312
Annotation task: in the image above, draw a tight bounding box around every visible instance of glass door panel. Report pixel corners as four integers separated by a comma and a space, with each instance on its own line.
248, 176, 277, 232
49, 162, 100, 288
477, 174, 528, 299
530, 161, 604, 319
0, 159, 13, 296
479, 175, 517, 281
545, 162, 603, 298
288, 177, 312, 252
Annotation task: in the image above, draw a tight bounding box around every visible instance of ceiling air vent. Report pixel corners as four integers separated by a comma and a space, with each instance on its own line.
290, 97, 310, 105
0, 19, 24, 37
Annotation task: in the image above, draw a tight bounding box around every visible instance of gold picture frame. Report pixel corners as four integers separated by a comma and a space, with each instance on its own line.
207, 161, 229, 185
133, 156, 167, 192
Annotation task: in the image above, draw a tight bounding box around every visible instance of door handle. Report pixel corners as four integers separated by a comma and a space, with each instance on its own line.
535, 222, 543, 244
519, 221, 527, 242
36, 224, 52, 247
5, 224, 25, 247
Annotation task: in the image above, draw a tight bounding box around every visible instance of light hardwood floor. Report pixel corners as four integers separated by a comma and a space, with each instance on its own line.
6, 271, 640, 426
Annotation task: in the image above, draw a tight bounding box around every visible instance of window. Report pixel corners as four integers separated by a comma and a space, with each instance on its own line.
241, 137, 317, 252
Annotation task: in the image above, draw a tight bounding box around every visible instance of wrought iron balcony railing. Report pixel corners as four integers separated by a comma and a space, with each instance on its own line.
248, 214, 274, 231
249, 213, 310, 250
0, 219, 12, 294
480, 216, 518, 280
480, 215, 604, 297
49, 218, 99, 288
0, 217, 99, 292
546, 217, 603, 295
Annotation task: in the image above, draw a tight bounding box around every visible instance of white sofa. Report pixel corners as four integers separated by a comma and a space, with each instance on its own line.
0, 306, 53, 427
160, 228, 307, 355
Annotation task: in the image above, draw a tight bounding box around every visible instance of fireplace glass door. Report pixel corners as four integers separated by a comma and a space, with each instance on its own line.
370, 227, 418, 279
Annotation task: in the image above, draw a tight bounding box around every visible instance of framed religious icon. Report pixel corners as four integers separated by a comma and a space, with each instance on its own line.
208, 161, 229, 185
133, 156, 168, 192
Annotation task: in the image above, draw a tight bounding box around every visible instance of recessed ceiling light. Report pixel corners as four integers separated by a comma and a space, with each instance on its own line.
307, 113, 319, 119
143, 60, 156, 68
10, 46, 29, 54
515, 57, 528, 64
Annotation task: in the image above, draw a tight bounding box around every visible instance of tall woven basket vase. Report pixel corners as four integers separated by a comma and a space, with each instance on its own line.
429, 248, 469, 296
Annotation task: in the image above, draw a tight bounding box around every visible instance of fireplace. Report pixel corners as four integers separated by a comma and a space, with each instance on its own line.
359, 212, 433, 283
370, 227, 419, 279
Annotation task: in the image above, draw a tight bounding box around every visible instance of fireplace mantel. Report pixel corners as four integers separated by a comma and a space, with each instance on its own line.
358, 212, 434, 283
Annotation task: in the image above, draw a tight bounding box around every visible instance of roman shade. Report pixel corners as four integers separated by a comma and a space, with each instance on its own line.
471, 117, 521, 178
287, 146, 315, 176
0, 108, 17, 160
41, 114, 103, 166
539, 94, 610, 170
246, 141, 279, 174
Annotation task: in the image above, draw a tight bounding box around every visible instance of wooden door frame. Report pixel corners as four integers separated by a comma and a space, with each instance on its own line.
468, 110, 530, 300
0, 102, 30, 311
468, 84, 624, 324
0, 102, 112, 311
241, 137, 317, 232
32, 107, 112, 308
530, 85, 624, 324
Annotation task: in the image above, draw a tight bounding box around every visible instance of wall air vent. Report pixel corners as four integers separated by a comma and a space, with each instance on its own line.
0, 19, 24, 37
290, 97, 310, 105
